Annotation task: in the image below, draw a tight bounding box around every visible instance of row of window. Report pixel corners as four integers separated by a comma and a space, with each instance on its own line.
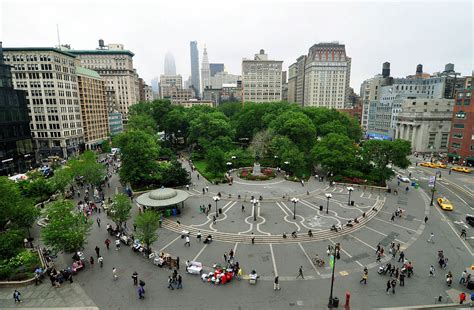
451, 143, 474, 150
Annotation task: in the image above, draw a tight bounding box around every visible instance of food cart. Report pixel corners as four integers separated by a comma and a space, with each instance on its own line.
187, 261, 203, 275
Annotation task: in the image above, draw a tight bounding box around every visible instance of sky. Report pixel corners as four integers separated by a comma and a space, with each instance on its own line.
1, 0, 473, 92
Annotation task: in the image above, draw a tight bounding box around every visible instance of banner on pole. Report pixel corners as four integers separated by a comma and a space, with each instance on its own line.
329, 255, 334, 268
428, 176, 435, 187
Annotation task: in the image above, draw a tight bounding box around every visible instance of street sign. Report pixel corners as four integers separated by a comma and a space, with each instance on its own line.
428, 176, 436, 187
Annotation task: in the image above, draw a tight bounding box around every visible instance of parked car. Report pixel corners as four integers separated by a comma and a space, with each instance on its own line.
397, 175, 410, 183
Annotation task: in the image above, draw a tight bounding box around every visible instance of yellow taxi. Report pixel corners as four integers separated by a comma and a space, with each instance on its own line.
452, 166, 472, 173
433, 163, 447, 169
437, 197, 454, 211
420, 162, 436, 168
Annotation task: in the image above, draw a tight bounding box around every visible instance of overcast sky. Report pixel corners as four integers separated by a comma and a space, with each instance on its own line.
1, 0, 472, 91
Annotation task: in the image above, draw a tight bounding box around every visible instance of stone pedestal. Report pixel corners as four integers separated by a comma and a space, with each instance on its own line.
252, 163, 262, 176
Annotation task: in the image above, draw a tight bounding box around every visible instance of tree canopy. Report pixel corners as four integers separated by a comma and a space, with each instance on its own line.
110, 193, 132, 229
134, 210, 160, 255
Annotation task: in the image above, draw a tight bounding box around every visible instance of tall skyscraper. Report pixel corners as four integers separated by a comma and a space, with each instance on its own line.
190, 41, 200, 97
201, 47, 211, 91
164, 52, 176, 75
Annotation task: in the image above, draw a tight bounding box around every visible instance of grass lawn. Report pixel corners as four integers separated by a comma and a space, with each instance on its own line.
193, 160, 226, 183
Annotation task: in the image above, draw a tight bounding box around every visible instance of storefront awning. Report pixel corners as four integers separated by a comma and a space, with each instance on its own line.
447, 153, 460, 158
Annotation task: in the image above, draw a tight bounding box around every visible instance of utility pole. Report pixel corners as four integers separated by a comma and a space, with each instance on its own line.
429, 175, 437, 206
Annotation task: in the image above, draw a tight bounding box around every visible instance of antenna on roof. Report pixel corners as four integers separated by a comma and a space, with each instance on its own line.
56, 24, 61, 48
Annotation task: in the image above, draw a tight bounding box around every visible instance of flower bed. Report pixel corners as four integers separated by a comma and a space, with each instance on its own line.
238, 168, 276, 181
0, 250, 41, 281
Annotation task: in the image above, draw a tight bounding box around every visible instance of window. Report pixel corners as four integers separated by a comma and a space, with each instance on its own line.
452, 143, 461, 149
455, 111, 466, 119
453, 123, 465, 129
471, 145, 474, 151
453, 133, 463, 139
440, 133, 449, 148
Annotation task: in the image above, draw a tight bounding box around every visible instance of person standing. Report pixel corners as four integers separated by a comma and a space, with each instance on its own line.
399, 273, 405, 286
274, 276, 280, 290
138, 285, 145, 299
113, 267, 118, 280
96, 217, 101, 227
224, 253, 227, 263
212, 216, 216, 225
176, 256, 180, 270
296, 266, 304, 279
133, 224, 137, 232
89, 256, 94, 267
386, 280, 391, 294
185, 236, 190, 247
167, 276, 174, 290
95, 246, 100, 257
115, 238, 121, 250
460, 229, 467, 239
105, 238, 110, 250
132, 271, 138, 285
398, 251, 405, 263
424, 216, 428, 224
251, 232, 255, 245
98, 256, 103, 268
460, 270, 467, 284
459, 292, 466, 304
391, 279, 397, 294
177, 275, 183, 289
241, 205, 245, 212
13, 290, 21, 303
429, 265, 435, 277
197, 231, 202, 242
360, 270, 368, 284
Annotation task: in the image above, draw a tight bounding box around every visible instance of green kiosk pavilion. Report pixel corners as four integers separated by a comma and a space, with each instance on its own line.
136, 187, 190, 216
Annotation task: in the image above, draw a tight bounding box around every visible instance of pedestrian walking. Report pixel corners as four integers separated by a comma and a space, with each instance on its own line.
167, 276, 174, 290
224, 253, 227, 263
429, 265, 435, 277
132, 271, 138, 285
386, 280, 391, 294
424, 216, 428, 224
177, 275, 182, 289
376, 252, 382, 262
241, 205, 245, 212
105, 238, 110, 250
398, 251, 405, 263
296, 266, 304, 279
197, 174, 200, 180
427, 232, 434, 243
460, 229, 467, 239
197, 231, 202, 242
96, 217, 101, 227
185, 260, 190, 273
113, 267, 118, 280
133, 224, 137, 232
274, 276, 280, 290
115, 238, 121, 250
360, 271, 368, 284
172, 269, 178, 283
184, 236, 190, 247
212, 216, 216, 225
89, 256, 94, 267
459, 270, 467, 284
390, 213, 395, 221
13, 290, 21, 303
251, 232, 255, 245
202, 188, 205, 195
206, 186, 209, 192
391, 279, 397, 294
95, 246, 100, 257
138, 285, 145, 299
186, 184, 189, 191
229, 249, 234, 260
98, 256, 103, 267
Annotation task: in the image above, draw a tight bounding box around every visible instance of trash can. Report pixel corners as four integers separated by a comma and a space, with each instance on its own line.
172, 209, 177, 216
165, 209, 171, 217
332, 297, 339, 307
350, 201, 355, 206
319, 205, 323, 211
219, 208, 222, 214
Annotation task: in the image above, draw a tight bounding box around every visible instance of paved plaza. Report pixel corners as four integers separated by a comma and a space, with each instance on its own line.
0, 159, 472, 309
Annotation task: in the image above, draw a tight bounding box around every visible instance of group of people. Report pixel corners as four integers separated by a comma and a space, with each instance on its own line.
167, 269, 183, 290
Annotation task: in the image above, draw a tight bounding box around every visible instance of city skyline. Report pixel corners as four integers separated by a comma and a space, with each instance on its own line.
1, 0, 472, 92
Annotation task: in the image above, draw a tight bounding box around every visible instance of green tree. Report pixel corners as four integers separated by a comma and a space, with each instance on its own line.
110, 193, 132, 229
0, 229, 24, 260
217, 102, 242, 118
204, 146, 227, 177
129, 100, 172, 130
127, 114, 157, 135
69, 151, 105, 186
158, 161, 191, 187
17, 178, 54, 203
134, 210, 160, 255
114, 130, 160, 187
42, 199, 92, 252
311, 133, 357, 175
188, 112, 235, 149
270, 111, 316, 151
162, 107, 189, 146
271, 136, 307, 177
101, 139, 112, 154
248, 129, 274, 161
361, 139, 411, 183
50, 167, 74, 193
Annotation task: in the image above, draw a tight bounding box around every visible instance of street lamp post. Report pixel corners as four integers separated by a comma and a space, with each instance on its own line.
429, 175, 437, 206
327, 245, 337, 308
274, 155, 278, 167
284, 161, 290, 176
325, 193, 332, 214
213, 196, 220, 218
291, 197, 299, 220
347, 187, 354, 206
251, 198, 258, 221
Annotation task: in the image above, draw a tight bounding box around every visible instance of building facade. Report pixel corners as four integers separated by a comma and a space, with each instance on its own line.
448, 88, 474, 165
68, 43, 138, 116
210, 71, 240, 89
159, 74, 185, 99
201, 47, 211, 91
3, 47, 84, 158
190, 41, 200, 97
108, 111, 124, 136
210, 63, 224, 77
138, 78, 153, 102
76, 67, 109, 150
0, 43, 35, 175
242, 49, 283, 103
173, 99, 213, 108
395, 98, 453, 153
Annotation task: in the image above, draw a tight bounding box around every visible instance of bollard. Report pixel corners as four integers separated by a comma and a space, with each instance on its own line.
345, 291, 351, 308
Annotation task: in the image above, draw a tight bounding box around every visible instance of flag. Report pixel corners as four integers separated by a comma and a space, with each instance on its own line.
329, 255, 334, 268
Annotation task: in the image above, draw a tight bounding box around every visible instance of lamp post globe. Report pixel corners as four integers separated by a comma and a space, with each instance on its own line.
251, 198, 259, 221
346, 187, 354, 206
213, 196, 220, 218
325, 193, 332, 214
